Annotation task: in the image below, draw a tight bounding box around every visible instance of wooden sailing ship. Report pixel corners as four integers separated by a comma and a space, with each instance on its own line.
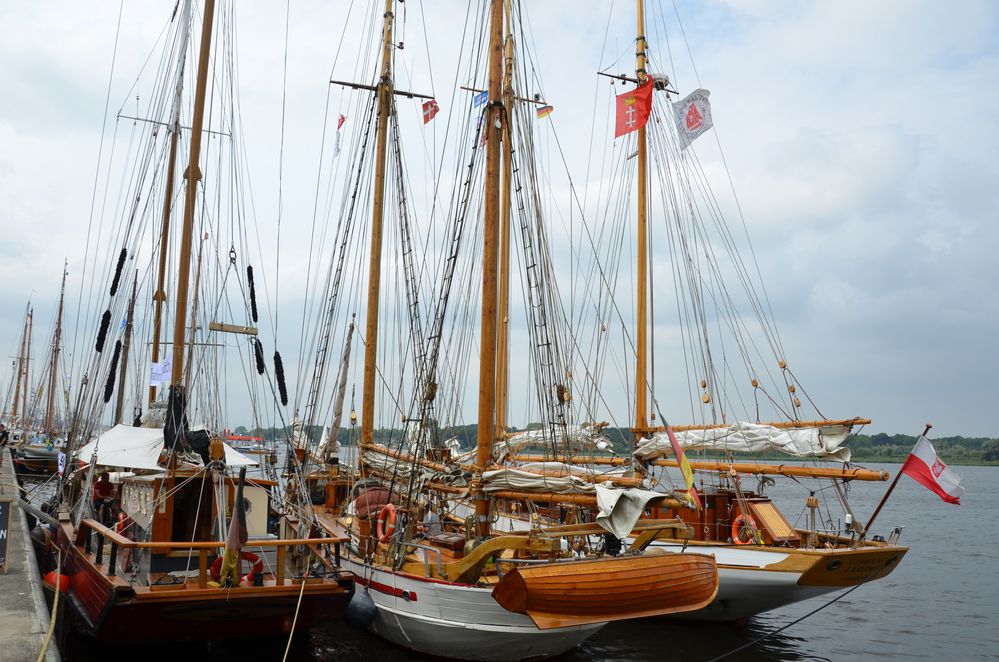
46, 0, 354, 642
491, 0, 910, 622
285, 0, 719, 659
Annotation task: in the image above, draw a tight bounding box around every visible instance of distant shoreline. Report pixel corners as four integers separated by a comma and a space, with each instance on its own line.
847, 456, 999, 468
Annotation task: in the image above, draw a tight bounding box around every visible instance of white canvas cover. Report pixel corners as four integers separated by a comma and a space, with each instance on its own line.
594, 484, 664, 540
634, 422, 853, 462
78, 424, 257, 470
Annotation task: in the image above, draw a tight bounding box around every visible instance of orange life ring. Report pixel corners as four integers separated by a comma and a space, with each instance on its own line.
210, 550, 264, 585
732, 514, 758, 545
376, 503, 397, 543
114, 512, 128, 533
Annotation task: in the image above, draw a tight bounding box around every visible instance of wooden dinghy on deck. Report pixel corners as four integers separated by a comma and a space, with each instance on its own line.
491, 552, 718, 629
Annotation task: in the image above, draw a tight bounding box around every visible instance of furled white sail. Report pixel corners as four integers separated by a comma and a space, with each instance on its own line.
634, 422, 853, 462
493, 424, 611, 462
78, 424, 257, 470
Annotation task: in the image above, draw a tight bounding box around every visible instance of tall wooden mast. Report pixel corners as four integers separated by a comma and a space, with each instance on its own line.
475, 0, 505, 537
10, 307, 29, 425
633, 0, 650, 439
43, 262, 68, 435
170, 0, 216, 387
23, 308, 32, 424
360, 0, 396, 447
150, 0, 193, 406
495, 2, 514, 441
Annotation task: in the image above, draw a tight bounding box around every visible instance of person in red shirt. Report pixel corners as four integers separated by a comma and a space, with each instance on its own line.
92, 472, 115, 525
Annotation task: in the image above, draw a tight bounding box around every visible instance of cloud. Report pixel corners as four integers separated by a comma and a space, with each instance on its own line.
1, 1, 996, 438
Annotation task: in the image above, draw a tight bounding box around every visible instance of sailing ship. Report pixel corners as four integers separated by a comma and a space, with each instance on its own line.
284, 1, 718, 659
11, 266, 70, 475
498, 0, 909, 622
43, 0, 354, 641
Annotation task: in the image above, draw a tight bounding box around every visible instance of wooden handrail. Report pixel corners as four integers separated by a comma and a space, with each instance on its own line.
77, 519, 348, 550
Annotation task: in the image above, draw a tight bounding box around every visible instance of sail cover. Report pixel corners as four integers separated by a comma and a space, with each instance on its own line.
493, 424, 611, 462
78, 424, 257, 470
634, 422, 853, 462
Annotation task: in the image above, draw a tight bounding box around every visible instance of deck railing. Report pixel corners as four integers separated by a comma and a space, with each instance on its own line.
76, 518, 346, 588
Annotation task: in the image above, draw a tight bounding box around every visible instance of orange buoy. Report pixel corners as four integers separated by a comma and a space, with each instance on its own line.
44, 571, 70, 593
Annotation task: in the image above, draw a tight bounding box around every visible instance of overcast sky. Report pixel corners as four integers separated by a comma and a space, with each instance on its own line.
1, 1, 996, 438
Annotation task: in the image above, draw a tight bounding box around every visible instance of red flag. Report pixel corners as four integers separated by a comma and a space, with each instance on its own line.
337, 114, 346, 130
901, 436, 965, 504
423, 99, 440, 124
614, 76, 654, 138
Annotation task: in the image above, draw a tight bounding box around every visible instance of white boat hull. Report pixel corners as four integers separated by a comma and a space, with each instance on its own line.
342, 556, 603, 661
646, 542, 848, 621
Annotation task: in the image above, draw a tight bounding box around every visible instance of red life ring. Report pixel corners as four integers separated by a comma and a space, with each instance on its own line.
376, 503, 397, 543
210, 550, 264, 585
732, 513, 758, 545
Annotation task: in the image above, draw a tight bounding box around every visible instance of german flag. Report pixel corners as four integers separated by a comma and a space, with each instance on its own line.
536, 105, 553, 119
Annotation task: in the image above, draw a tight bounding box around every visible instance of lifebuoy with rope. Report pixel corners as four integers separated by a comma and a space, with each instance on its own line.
732, 513, 758, 545
376, 503, 397, 543
210, 550, 264, 585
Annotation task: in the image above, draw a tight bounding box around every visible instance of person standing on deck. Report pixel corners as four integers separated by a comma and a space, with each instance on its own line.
0, 424, 9, 466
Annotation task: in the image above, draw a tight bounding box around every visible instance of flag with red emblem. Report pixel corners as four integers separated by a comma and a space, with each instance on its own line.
672, 88, 713, 149
902, 436, 965, 504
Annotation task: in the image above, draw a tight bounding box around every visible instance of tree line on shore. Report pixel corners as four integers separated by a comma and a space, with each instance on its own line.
230, 424, 999, 465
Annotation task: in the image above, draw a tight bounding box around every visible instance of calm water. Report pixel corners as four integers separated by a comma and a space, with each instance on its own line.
49, 463, 999, 661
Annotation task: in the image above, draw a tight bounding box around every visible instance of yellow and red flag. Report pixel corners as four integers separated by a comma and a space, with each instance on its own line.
217, 467, 249, 586
665, 424, 702, 509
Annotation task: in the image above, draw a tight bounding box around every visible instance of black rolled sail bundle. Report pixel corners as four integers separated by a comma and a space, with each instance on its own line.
103, 340, 122, 403
95, 309, 111, 352
274, 350, 288, 406
247, 265, 258, 323
252, 337, 265, 375
164, 384, 188, 453
110, 247, 127, 296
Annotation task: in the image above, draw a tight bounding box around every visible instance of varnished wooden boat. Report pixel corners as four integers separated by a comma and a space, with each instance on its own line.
491, 553, 718, 629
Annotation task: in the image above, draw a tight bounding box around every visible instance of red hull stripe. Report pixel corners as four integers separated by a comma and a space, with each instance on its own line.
356, 576, 418, 602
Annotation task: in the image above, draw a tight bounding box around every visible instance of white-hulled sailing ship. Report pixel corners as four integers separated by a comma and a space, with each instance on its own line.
282, 1, 718, 659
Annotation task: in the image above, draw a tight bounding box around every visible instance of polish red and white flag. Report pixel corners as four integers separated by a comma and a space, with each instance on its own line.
901, 436, 965, 504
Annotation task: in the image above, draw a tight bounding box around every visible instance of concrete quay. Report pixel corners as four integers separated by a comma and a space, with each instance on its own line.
0, 449, 60, 662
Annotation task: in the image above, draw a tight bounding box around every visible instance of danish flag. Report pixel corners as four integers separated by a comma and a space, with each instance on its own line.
423, 99, 440, 124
